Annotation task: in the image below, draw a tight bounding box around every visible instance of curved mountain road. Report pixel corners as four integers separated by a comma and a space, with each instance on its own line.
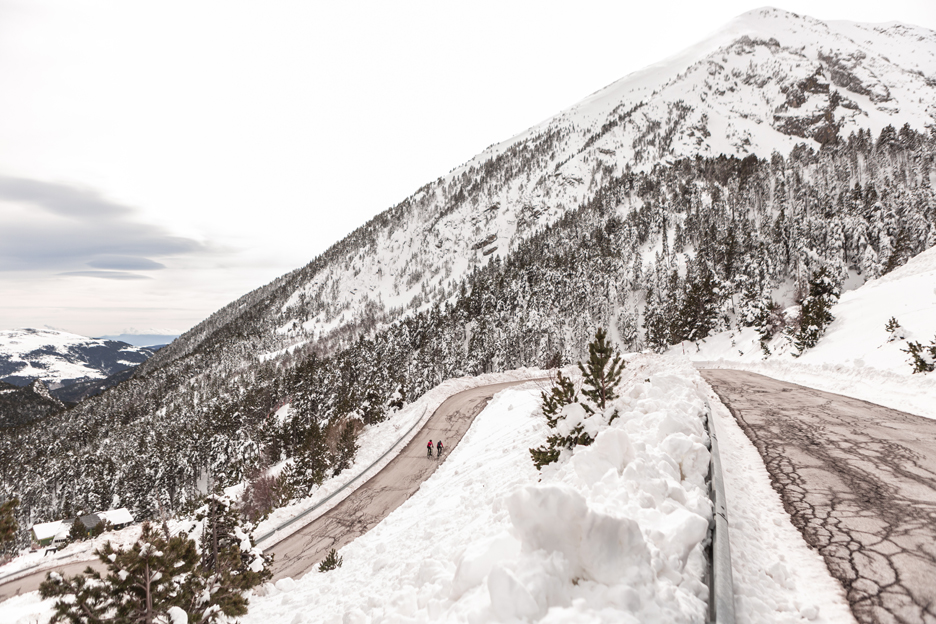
0, 378, 540, 603
267, 378, 540, 581
701, 369, 936, 624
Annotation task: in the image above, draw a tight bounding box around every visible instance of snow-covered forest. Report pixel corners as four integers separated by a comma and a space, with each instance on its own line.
0, 7, 934, 552
1, 125, 932, 540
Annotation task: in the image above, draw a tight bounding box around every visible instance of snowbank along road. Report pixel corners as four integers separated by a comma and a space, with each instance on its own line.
266, 379, 542, 581
701, 369, 936, 624
0, 379, 543, 603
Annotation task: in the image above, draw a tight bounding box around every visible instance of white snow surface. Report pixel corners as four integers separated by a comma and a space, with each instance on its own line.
0, 357, 855, 623
237, 355, 848, 624
677, 244, 936, 419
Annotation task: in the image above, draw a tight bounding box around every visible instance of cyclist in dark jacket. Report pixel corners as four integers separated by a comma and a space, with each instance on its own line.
436, 440, 444, 457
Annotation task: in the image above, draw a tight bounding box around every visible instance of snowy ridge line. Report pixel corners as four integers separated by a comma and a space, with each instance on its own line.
254, 405, 428, 548
704, 400, 737, 624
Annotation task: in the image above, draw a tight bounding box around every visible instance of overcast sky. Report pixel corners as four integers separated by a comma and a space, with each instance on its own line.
1, 0, 933, 338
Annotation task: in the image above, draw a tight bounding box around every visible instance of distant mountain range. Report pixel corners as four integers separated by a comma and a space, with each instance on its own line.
0, 328, 158, 388
96, 334, 179, 348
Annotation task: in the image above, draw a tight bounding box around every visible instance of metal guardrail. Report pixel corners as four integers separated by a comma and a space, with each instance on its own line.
253, 406, 428, 547
704, 400, 737, 624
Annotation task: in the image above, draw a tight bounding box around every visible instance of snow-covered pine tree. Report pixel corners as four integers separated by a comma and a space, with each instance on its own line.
0, 498, 17, 557
197, 493, 272, 617
40, 522, 204, 624
530, 330, 624, 470
318, 548, 343, 572
286, 419, 331, 492
902, 336, 936, 373
793, 267, 839, 355
331, 420, 360, 477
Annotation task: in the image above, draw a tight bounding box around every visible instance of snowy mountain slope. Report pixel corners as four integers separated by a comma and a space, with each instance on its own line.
0, 328, 156, 387
3, 8, 934, 543
678, 244, 936, 419
152, 7, 936, 369
0, 379, 64, 428
0, 358, 854, 624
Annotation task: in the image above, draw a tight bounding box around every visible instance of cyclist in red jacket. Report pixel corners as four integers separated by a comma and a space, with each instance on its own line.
427, 440, 433, 458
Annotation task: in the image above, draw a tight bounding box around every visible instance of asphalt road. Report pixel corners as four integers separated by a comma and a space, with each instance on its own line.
0, 557, 103, 603
267, 378, 538, 581
702, 369, 936, 624
0, 378, 540, 603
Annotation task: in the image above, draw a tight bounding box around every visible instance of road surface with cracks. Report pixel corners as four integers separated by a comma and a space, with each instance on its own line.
265, 378, 541, 581
0, 378, 542, 603
701, 369, 936, 624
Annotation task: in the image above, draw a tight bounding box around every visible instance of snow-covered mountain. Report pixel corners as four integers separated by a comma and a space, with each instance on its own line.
0, 328, 157, 387
2, 7, 934, 536
148, 7, 936, 368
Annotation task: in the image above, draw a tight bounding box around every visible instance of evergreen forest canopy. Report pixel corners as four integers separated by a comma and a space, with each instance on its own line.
1, 125, 934, 546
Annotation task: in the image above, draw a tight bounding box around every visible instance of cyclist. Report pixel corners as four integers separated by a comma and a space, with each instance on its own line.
427, 440, 433, 458
436, 440, 444, 458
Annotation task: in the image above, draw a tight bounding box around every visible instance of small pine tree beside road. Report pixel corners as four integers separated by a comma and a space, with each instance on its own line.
530, 329, 625, 470
578, 328, 625, 411
319, 548, 343, 572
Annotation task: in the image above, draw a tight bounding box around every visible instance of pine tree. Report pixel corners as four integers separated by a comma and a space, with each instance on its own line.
331, 421, 360, 477
577, 328, 625, 411
0, 498, 17, 556
41, 522, 204, 624
318, 548, 343, 572
794, 267, 839, 355
286, 419, 331, 491
196, 493, 273, 617
902, 336, 936, 373
530, 330, 625, 470
539, 370, 577, 427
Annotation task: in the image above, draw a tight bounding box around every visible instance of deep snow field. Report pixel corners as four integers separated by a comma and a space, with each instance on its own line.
0, 354, 856, 624
676, 245, 936, 421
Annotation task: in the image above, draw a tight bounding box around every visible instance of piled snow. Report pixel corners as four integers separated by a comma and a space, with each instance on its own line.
678, 245, 936, 419
244, 355, 718, 623
0, 357, 856, 623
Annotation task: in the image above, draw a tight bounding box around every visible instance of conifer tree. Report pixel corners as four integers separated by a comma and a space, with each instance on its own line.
902, 336, 936, 373
794, 267, 839, 355
0, 498, 18, 556
530, 330, 625, 470
286, 419, 331, 491
41, 522, 204, 624
318, 548, 343, 572
577, 328, 625, 411
197, 493, 273, 616
331, 421, 360, 477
